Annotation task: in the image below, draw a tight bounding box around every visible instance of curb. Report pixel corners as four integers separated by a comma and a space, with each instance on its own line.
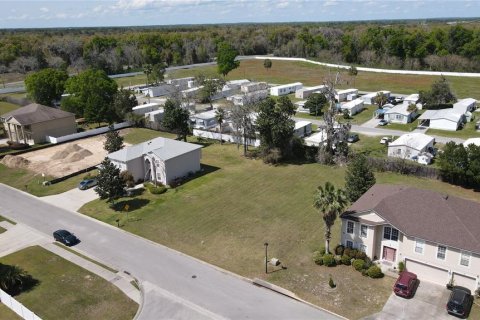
133, 279, 145, 320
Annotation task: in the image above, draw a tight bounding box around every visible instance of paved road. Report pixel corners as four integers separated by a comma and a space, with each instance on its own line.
0, 184, 341, 320
295, 117, 466, 144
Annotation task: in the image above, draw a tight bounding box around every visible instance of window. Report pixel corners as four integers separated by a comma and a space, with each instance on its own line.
346, 221, 354, 234
359, 244, 367, 253
414, 239, 425, 254
346, 240, 353, 249
383, 226, 399, 241
396, 114, 403, 120
360, 225, 368, 238
396, 149, 402, 155
460, 251, 470, 267
437, 245, 446, 260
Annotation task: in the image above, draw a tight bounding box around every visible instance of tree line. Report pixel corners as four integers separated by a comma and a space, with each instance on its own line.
2, 21, 480, 77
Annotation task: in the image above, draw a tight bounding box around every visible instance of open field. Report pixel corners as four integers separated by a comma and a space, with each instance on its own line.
168, 59, 480, 100
0, 246, 137, 320
0, 101, 20, 115
114, 73, 147, 87
79, 128, 480, 319
0, 303, 22, 319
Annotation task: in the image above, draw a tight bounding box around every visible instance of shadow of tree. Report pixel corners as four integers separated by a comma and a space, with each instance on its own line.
112, 198, 150, 212
3, 274, 40, 297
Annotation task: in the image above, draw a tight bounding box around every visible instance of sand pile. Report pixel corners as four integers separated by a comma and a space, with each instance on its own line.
66, 149, 93, 162
1, 155, 30, 168
51, 144, 82, 160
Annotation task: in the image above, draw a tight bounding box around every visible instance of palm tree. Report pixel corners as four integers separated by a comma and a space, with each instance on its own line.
143, 64, 153, 86
0, 263, 26, 292
215, 107, 225, 144
313, 182, 348, 254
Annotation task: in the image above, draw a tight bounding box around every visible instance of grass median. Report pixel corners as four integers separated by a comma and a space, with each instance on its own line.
79, 129, 479, 319
0, 246, 137, 320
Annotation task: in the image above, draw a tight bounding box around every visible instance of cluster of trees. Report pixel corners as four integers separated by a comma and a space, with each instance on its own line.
419, 76, 457, 108
2, 21, 480, 78
437, 142, 480, 188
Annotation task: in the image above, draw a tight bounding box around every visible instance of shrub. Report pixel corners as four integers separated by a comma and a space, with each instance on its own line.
120, 171, 135, 188
312, 251, 323, 265
367, 265, 384, 278
355, 251, 367, 260
319, 246, 326, 255
343, 247, 351, 258
323, 254, 336, 267
335, 244, 344, 256
353, 259, 365, 271
144, 182, 167, 194
262, 147, 282, 165
361, 269, 368, 277
6, 141, 29, 150
398, 261, 405, 273
341, 255, 352, 265
364, 256, 373, 268
328, 275, 336, 288
334, 255, 342, 265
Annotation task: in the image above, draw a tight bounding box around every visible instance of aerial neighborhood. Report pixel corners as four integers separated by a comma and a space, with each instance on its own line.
0, 3, 480, 320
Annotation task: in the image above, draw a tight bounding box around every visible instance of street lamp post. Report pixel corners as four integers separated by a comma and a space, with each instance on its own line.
264, 242, 268, 274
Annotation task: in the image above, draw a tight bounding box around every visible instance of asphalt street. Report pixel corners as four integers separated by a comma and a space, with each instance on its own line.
0, 184, 341, 320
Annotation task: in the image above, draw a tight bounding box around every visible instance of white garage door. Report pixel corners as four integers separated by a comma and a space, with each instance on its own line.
453, 273, 477, 291
405, 259, 449, 286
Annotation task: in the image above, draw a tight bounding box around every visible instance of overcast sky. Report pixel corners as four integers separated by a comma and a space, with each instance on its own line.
0, 0, 479, 29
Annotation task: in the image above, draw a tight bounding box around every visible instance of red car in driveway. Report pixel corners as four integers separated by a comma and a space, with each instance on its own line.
393, 271, 417, 298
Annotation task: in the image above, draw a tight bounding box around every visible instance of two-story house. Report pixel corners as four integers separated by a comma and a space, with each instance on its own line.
340, 184, 480, 291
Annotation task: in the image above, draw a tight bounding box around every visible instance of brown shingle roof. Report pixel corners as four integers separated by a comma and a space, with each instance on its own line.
1, 103, 74, 125
343, 184, 480, 254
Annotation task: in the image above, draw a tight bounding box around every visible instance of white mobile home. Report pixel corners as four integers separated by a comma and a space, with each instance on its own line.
384, 103, 418, 124
144, 109, 165, 130
270, 82, 303, 96
335, 89, 358, 102
142, 84, 176, 97
388, 133, 435, 161
418, 109, 465, 131
108, 137, 202, 185
223, 79, 250, 91
227, 90, 269, 106
403, 93, 419, 105
192, 110, 218, 130
293, 121, 312, 138
132, 103, 161, 115
304, 130, 328, 147
295, 85, 327, 99
167, 77, 195, 90
361, 91, 391, 104
340, 98, 364, 116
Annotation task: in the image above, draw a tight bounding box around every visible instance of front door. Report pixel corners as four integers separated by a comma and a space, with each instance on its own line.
382, 246, 396, 262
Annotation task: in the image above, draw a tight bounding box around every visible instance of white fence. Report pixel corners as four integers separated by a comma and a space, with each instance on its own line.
193, 129, 260, 147
0, 288, 42, 320
46, 121, 131, 144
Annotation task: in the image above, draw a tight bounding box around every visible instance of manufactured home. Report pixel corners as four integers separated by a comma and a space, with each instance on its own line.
340, 98, 364, 116
295, 85, 326, 99
335, 89, 358, 102
270, 82, 303, 96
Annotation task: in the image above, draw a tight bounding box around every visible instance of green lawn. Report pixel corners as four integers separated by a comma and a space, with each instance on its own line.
295, 112, 323, 121
0, 163, 91, 197
350, 134, 394, 158
0, 101, 20, 115
0, 246, 137, 320
78, 128, 480, 319
122, 127, 177, 144
0, 303, 22, 319
349, 104, 377, 124
168, 60, 480, 100
382, 121, 420, 132
114, 74, 148, 87
427, 121, 480, 140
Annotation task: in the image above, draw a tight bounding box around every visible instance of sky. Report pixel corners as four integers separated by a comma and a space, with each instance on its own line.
0, 0, 479, 29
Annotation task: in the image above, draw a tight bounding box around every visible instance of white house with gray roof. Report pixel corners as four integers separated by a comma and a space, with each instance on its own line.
108, 137, 202, 185
387, 133, 435, 162
418, 109, 465, 131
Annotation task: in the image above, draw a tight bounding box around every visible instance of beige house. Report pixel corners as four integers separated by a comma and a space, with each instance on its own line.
341, 184, 480, 291
1, 104, 76, 145
108, 137, 202, 186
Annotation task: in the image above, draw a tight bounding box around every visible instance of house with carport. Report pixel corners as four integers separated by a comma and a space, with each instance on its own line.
108, 137, 202, 186
418, 109, 465, 131
341, 184, 480, 291
1, 103, 76, 145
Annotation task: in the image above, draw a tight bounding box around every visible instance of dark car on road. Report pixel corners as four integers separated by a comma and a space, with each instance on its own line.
393, 271, 417, 298
78, 178, 97, 190
53, 229, 79, 246
347, 134, 359, 143
447, 286, 473, 318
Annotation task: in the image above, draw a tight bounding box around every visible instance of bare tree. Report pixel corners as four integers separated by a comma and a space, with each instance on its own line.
231, 95, 257, 156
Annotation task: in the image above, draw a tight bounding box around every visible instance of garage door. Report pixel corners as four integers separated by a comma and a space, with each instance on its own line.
453, 273, 477, 291
405, 259, 449, 286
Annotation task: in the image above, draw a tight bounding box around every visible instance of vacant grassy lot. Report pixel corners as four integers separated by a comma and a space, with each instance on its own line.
0, 101, 20, 115
79, 128, 479, 319
0, 163, 89, 197
168, 60, 480, 99
122, 127, 176, 144
114, 74, 148, 87
0, 246, 137, 320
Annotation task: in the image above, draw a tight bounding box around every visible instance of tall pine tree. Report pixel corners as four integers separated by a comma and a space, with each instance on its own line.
344, 154, 376, 202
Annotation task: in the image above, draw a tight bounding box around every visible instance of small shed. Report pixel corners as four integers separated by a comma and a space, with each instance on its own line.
293, 121, 312, 137
270, 82, 303, 96
340, 98, 364, 116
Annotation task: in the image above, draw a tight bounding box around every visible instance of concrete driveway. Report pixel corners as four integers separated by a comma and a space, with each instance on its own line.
363, 281, 451, 320
41, 187, 98, 212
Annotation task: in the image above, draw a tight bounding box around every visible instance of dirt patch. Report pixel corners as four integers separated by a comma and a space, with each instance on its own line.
1, 155, 30, 168
6, 132, 130, 178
